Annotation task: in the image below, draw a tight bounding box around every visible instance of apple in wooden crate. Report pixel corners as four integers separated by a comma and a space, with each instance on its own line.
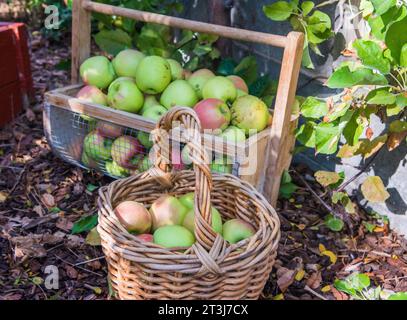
111, 135, 144, 168
112, 49, 145, 78
80, 56, 116, 89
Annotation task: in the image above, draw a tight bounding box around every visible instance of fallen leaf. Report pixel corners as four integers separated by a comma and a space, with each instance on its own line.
321, 250, 337, 264
65, 265, 78, 279
361, 176, 390, 203
321, 285, 331, 293
331, 287, 348, 300
295, 269, 306, 281
85, 227, 101, 246
0, 191, 8, 202
32, 205, 44, 216
276, 267, 296, 292
306, 272, 322, 289
41, 193, 55, 208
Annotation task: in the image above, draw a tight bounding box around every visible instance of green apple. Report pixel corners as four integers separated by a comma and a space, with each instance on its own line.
160, 80, 198, 109
167, 59, 184, 80
112, 49, 145, 78
81, 151, 99, 169
142, 104, 167, 121
231, 95, 269, 135
96, 121, 123, 138
222, 218, 255, 244
236, 89, 248, 98
135, 56, 172, 94
105, 160, 130, 178
108, 77, 144, 113
220, 126, 246, 143
83, 131, 113, 161
137, 131, 153, 149
153, 225, 195, 248
202, 76, 237, 103
80, 56, 116, 89
139, 95, 161, 114
138, 155, 152, 172
150, 195, 188, 231
178, 192, 194, 209
210, 163, 232, 174
114, 200, 152, 234
182, 207, 223, 235
187, 69, 215, 99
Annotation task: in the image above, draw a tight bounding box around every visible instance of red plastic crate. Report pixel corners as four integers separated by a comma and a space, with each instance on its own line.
0, 22, 34, 127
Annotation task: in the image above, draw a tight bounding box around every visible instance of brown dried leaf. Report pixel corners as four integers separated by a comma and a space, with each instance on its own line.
41, 193, 55, 208
306, 271, 322, 289
387, 131, 407, 151
276, 267, 296, 292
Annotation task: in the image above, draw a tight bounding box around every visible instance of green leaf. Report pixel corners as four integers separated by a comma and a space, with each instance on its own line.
234, 56, 258, 85
72, 215, 98, 234
301, 1, 314, 16
347, 273, 371, 291
363, 221, 377, 233
334, 279, 356, 296
389, 120, 407, 133
368, 5, 407, 41
86, 184, 98, 192
315, 122, 341, 154
94, 29, 132, 56
249, 75, 274, 97
263, 1, 295, 21
385, 16, 407, 64
353, 39, 390, 74
279, 171, 298, 199
301, 42, 314, 69
388, 292, 407, 300
324, 214, 344, 232
300, 97, 328, 118
296, 121, 316, 148
324, 103, 351, 122
217, 58, 237, 76
371, 0, 396, 15
366, 88, 397, 105
326, 64, 388, 88
396, 93, 407, 107
360, 0, 374, 17
401, 43, 407, 67
361, 176, 390, 203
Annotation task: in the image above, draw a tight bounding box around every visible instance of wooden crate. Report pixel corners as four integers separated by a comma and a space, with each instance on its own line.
44, 0, 304, 207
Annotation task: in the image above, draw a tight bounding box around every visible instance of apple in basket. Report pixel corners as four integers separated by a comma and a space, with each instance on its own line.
210, 163, 232, 174
107, 77, 144, 113
179, 192, 194, 209
187, 68, 215, 99
231, 95, 269, 135
222, 218, 255, 244
167, 59, 184, 81
160, 80, 198, 109
114, 201, 152, 234
150, 195, 188, 231
153, 225, 195, 248
194, 98, 231, 131
76, 85, 108, 106
202, 76, 237, 104
136, 233, 154, 242
182, 207, 223, 235
220, 126, 246, 143
96, 121, 122, 139
111, 135, 144, 168
83, 131, 113, 161
227, 75, 249, 94
135, 56, 172, 94
80, 56, 116, 90
112, 49, 145, 78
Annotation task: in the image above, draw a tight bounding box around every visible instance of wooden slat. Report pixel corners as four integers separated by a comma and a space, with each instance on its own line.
71, 0, 91, 83
263, 32, 304, 207
83, 1, 287, 48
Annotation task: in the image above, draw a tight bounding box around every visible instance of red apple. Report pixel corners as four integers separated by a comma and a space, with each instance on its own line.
96, 121, 123, 138
136, 233, 154, 242
227, 75, 249, 93
194, 98, 231, 131
111, 135, 145, 168
76, 85, 108, 106
114, 201, 152, 234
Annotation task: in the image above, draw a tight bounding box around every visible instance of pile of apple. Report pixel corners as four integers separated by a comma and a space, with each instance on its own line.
77, 49, 272, 177
114, 192, 255, 248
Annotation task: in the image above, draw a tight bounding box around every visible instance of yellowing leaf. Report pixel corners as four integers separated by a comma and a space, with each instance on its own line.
295, 269, 306, 281
0, 191, 8, 203
387, 131, 407, 151
361, 176, 390, 203
337, 143, 361, 158
322, 250, 337, 264
85, 227, 101, 246
273, 293, 284, 300
319, 243, 327, 253
314, 171, 341, 187
321, 285, 331, 293
357, 135, 387, 158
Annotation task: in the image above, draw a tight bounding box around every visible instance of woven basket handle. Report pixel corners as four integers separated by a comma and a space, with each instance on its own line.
151, 106, 217, 251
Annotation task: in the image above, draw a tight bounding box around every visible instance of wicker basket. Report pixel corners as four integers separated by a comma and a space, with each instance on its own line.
97, 107, 280, 300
